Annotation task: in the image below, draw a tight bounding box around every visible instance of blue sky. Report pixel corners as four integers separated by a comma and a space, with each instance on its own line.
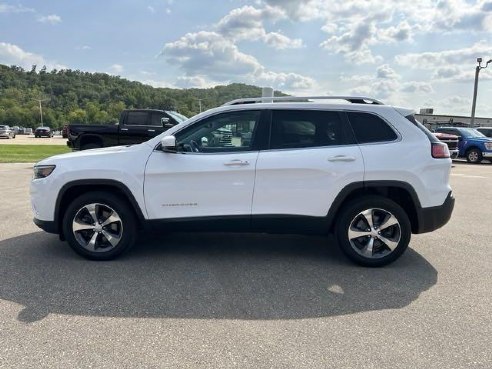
1, 0, 492, 116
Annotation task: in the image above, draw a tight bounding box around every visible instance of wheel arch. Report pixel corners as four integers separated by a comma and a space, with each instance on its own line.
55, 179, 146, 239
327, 181, 422, 234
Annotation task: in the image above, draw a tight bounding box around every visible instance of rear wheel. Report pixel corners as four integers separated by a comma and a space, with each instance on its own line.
466, 148, 482, 164
62, 192, 137, 260
335, 196, 411, 267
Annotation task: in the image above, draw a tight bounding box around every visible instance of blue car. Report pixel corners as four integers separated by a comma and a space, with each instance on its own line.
435, 127, 492, 163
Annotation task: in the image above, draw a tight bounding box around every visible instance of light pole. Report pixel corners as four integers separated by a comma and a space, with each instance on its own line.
33, 98, 49, 126
197, 98, 203, 113
470, 57, 492, 127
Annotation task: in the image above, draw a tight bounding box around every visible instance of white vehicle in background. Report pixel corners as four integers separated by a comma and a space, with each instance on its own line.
0, 125, 16, 139
30, 96, 454, 267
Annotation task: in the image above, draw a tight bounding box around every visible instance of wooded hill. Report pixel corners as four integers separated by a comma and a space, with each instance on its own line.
0, 64, 284, 129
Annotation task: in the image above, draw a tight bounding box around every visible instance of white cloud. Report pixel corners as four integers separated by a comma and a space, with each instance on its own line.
161, 31, 314, 91
321, 22, 383, 64
175, 75, 217, 88
108, 64, 124, 75
263, 1, 491, 64
0, 42, 65, 70
0, 3, 34, 13
37, 14, 62, 25
263, 32, 303, 49
216, 5, 302, 49
396, 41, 492, 69
147, 6, 155, 13
342, 64, 433, 102
75, 45, 91, 51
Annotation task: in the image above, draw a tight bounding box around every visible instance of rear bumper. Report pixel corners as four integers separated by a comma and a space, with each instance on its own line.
33, 218, 58, 234
415, 191, 455, 234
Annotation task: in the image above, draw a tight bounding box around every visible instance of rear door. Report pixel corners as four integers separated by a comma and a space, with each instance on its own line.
252, 109, 364, 218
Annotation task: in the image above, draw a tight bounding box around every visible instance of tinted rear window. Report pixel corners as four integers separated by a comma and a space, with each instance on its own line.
126, 112, 148, 126
270, 110, 354, 149
347, 112, 398, 144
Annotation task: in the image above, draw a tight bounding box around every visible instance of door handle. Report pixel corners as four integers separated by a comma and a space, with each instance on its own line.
224, 159, 250, 166
327, 155, 356, 162
148, 129, 156, 132
121, 128, 129, 131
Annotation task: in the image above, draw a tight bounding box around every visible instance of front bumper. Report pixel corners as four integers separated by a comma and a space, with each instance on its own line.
449, 149, 459, 158
482, 151, 492, 158
414, 191, 455, 234
33, 218, 58, 234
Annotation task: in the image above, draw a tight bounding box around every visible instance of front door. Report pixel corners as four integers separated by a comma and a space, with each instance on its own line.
144, 110, 263, 220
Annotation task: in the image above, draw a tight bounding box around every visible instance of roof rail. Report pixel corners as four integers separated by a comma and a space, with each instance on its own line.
222, 96, 384, 106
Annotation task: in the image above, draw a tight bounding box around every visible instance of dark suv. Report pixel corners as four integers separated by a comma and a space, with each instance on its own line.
35, 127, 54, 138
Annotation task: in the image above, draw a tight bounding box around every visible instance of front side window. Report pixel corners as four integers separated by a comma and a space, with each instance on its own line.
270, 110, 352, 149
175, 110, 260, 153
150, 112, 167, 127
347, 112, 398, 144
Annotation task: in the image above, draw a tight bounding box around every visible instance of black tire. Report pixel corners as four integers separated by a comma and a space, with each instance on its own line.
335, 196, 411, 267
62, 191, 137, 260
466, 148, 482, 164
81, 143, 102, 150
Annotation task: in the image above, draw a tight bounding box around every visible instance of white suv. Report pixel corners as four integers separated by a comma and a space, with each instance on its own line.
31, 96, 454, 266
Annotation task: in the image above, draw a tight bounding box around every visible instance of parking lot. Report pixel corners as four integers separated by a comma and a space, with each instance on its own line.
0, 162, 490, 368
0, 135, 67, 145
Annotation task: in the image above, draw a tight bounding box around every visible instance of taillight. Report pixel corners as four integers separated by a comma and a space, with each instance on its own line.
432, 142, 450, 158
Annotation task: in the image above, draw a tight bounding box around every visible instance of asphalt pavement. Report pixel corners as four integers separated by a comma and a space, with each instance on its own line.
0, 162, 490, 368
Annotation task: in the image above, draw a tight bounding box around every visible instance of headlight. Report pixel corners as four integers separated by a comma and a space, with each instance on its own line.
33, 165, 56, 179
485, 142, 492, 150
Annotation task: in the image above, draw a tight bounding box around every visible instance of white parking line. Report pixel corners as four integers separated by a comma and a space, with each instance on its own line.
450, 173, 487, 178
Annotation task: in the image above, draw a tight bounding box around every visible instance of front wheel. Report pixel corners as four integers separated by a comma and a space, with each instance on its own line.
466, 148, 482, 164
62, 191, 137, 260
335, 196, 411, 267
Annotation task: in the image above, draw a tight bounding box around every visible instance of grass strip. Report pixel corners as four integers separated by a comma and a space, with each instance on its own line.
0, 145, 71, 163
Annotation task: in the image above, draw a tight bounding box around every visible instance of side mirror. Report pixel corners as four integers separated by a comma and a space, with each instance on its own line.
161, 117, 174, 129
161, 135, 176, 152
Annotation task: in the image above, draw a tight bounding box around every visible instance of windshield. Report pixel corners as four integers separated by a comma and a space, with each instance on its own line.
460, 128, 486, 138
165, 111, 188, 123
0, 125, 6, 129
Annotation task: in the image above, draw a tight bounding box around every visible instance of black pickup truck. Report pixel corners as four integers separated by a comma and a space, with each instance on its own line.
67, 109, 188, 150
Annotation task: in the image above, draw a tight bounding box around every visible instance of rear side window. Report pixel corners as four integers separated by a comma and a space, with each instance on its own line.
126, 112, 148, 126
270, 110, 353, 149
347, 112, 398, 144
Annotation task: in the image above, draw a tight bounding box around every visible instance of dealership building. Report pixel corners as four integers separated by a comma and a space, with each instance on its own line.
416, 108, 492, 129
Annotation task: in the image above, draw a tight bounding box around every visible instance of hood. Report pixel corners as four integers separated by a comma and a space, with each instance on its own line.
463, 136, 492, 142
36, 144, 139, 166
434, 132, 458, 140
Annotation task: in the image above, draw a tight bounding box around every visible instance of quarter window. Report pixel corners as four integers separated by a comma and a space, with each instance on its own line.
347, 112, 398, 143
270, 110, 351, 149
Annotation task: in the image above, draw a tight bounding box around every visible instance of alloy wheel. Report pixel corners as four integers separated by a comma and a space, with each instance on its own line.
72, 203, 123, 252
347, 208, 401, 259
